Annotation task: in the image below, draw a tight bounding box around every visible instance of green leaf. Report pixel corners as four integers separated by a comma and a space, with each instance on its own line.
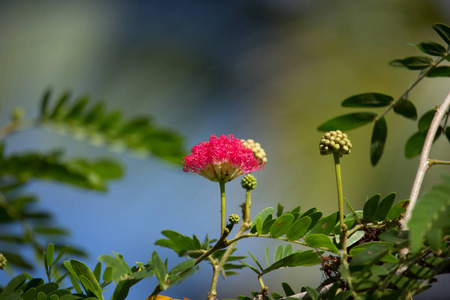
371, 117, 387, 166
248, 251, 264, 272
239, 260, 260, 275
22, 288, 37, 300
69, 260, 103, 299
111, 278, 139, 300
46, 243, 55, 268
341, 93, 393, 107
152, 252, 168, 290
0, 273, 27, 297
68, 273, 83, 294
37, 292, 46, 300
65, 96, 89, 120
386, 199, 409, 220
389, 56, 433, 70
251, 207, 274, 233
318, 112, 377, 131
40, 89, 51, 118
155, 230, 200, 256
255, 217, 263, 235
405, 131, 426, 159
93, 262, 102, 283
374, 193, 396, 221
270, 214, 295, 238
446, 127, 450, 143
283, 244, 293, 258
34, 227, 69, 235
378, 230, 408, 246
84, 102, 105, 125
426, 66, 450, 77
274, 245, 283, 263
286, 216, 311, 241
393, 99, 417, 120
305, 286, 320, 300
304, 234, 339, 254
276, 203, 284, 218
347, 230, 365, 247
408, 179, 450, 253
35, 282, 59, 295
433, 23, 450, 45
363, 194, 380, 222
349, 243, 391, 267
307, 212, 339, 236
415, 41, 447, 56
418, 109, 436, 133
307, 212, 323, 230
168, 259, 195, 275
289, 250, 321, 266
52, 245, 70, 267
282, 282, 295, 296
265, 247, 270, 266
49, 91, 71, 119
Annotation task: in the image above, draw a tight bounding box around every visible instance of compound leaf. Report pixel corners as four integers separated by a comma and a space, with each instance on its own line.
318, 112, 377, 131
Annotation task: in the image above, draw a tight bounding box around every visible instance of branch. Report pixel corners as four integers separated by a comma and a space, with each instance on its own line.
400, 91, 450, 229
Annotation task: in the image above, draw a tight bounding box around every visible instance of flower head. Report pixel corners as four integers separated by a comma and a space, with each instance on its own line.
183, 134, 264, 182
319, 130, 352, 157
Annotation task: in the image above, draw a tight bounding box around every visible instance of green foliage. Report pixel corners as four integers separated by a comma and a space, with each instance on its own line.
318, 23, 450, 165
40, 90, 186, 164
241, 248, 321, 277
317, 112, 377, 131
0, 182, 87, 272
408, 175, 450, 253
404, 109, 443, 158
0, 149, 122, 191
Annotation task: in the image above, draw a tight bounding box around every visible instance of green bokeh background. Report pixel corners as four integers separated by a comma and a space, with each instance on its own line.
1, 1, 449, 299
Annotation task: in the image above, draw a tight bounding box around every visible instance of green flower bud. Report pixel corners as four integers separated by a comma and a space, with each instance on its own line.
0, 253, 7, 270
319, 130, 352, 157
228, 214, 240, 224
241, 174, 257, 190
10, 107, 24, 122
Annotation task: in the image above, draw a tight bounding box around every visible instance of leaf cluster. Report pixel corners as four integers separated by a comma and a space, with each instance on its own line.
40, 90, 186, 164
318, 23, 450, 165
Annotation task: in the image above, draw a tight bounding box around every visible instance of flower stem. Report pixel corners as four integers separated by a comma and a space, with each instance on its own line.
219, 180, 226, 235
333, 153, 347, 253
209, 188, 254, 298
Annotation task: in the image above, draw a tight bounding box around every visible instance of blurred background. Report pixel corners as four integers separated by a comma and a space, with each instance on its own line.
1, 0, 450, 299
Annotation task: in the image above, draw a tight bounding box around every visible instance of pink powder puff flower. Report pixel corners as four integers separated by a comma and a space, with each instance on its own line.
183, 134, 264, 182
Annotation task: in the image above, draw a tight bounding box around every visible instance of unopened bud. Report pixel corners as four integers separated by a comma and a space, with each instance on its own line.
241, 174, 257, 190
319, 130, 352, 157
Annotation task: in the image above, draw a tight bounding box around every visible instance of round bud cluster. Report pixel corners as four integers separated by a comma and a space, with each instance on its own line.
241, 174, 257, 190
242, 139, 267, 165
10, 107, 25, 122
0, 253, 6, 270
228, 214, 240, 224
319, 130, 352, 157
